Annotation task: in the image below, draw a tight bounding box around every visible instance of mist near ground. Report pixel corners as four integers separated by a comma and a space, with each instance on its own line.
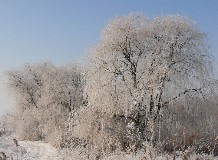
0, 71, 15, 117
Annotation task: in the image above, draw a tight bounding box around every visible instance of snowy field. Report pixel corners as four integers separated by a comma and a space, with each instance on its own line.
0, 130, 217, 160
0, 130, 87, 160
0, 119, 216, 160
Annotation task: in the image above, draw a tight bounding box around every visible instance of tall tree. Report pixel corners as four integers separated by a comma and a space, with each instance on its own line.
85, 14, 213, 146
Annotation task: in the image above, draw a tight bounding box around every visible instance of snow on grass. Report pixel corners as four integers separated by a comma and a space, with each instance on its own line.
0, 131, 87, 160
0, 130, 217, 160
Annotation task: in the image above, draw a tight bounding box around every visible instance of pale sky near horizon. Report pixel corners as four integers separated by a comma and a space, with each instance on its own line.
0, 0, 218, 116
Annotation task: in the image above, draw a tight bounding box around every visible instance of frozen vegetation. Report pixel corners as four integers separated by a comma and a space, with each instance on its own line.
1, 14, 218, 159
0, 129, 216, 159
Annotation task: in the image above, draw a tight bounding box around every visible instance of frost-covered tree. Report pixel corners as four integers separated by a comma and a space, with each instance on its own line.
6, 62, 85, 146
79, 14, 213, 151
39, 64, 85, 147
6, 62, 53, 140
6, 63, 50, 110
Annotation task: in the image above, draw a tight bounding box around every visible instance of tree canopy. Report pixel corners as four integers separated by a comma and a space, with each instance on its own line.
84, 14, 213, 146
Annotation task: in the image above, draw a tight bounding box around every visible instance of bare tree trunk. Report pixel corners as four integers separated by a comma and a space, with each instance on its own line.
145, 143, 152, 160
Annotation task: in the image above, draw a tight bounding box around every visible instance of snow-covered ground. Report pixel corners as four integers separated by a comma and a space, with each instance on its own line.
0, 130, 217, 160
0, 130, 88, 160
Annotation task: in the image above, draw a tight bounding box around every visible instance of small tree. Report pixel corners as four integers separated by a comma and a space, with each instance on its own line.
6, 62, 54, 140
80, 14, 213, 151
6, 62, 85, 146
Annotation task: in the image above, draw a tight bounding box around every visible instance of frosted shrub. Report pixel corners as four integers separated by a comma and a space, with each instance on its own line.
17, 115, 41, 141
157, 95, 218, 154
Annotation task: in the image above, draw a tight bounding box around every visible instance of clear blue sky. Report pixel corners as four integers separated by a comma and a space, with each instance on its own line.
0, 0, 218, 70
0, 0, 218, 115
